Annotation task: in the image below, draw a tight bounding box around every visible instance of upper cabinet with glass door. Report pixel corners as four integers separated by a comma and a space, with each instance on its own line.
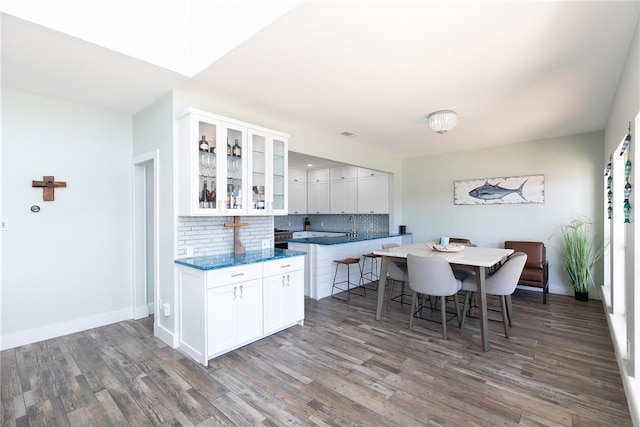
176, 108, 288, 216
248, 129, 288, 215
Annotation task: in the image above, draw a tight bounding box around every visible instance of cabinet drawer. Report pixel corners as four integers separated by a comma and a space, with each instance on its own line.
206, 263, 262, 288
263, 257, 304, 276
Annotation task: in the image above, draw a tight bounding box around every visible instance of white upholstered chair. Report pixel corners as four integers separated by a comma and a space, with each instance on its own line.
382, 243, 411, 310
460, 252, 527, 338
406, 254, 462, 339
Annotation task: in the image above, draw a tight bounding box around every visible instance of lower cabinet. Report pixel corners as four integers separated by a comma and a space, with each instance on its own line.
207, 278, 263, 357
177, 255, 304, 365
263, 260, 304, 335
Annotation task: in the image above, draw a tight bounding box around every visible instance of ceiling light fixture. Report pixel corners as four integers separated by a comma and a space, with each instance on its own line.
427, 110, 457, 134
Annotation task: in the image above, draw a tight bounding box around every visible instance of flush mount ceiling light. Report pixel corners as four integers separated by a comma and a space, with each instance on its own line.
427, 110, 457, 134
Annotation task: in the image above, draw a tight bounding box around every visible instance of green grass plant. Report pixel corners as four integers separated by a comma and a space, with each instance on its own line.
557, 218, 606, 293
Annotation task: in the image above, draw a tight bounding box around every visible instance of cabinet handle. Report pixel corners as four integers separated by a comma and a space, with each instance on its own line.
280, 264, 291, 268
231, 273, 244, 277
287, 274, 290, 287
233, 286, 237, 300
239, 285, 244, 298
282, 276, 286, 287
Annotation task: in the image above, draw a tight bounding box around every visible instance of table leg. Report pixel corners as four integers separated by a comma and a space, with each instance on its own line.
475, 265, 490, 351
376, 257, 389, 320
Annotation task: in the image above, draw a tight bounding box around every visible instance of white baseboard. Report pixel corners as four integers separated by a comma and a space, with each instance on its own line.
134, 304, 150, 319
0, 308, 131, 351
154, 322, 176, 347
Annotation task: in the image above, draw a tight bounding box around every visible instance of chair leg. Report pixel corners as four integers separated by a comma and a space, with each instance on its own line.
500, 296, 510, 338
505, 294, 513, 326
408, 291, 417, 330
460, 291, 470, 328
440, 295, 447, 340
543, 283, 548, 304
454, 293, 461, 328
400, 282, 405, 305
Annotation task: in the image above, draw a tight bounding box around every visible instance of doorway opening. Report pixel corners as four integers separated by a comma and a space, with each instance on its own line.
133, 151, 159, 329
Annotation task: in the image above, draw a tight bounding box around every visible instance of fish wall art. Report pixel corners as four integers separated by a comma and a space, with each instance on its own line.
454, 175, 545, 205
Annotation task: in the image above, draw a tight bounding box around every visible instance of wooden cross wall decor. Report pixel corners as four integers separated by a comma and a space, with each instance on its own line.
32, 176, 67, 201
223, 216, 249, 254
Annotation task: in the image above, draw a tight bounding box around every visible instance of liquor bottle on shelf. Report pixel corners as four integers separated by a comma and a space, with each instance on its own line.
199, 135, 209, 152
227, 139, 232, 156
209, 139, 216, 154
232, 139, 241, 157
200, 180, 210, 208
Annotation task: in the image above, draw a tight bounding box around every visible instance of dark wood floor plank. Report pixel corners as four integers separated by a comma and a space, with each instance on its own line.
0, 289, 632, 426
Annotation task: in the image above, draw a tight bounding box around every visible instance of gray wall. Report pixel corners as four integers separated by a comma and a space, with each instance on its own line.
401, 131, 604, 298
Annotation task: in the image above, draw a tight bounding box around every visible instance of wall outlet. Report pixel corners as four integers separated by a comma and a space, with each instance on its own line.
262, 239, 271, 249
186, 246, 194, 257
163, 303, 170, 317
1, 219, 8, 231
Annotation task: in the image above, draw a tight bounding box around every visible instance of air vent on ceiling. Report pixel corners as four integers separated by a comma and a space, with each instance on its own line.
339, 131, 358, 137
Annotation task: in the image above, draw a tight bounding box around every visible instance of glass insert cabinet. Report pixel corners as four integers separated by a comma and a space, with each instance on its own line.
177, 109, 289, 216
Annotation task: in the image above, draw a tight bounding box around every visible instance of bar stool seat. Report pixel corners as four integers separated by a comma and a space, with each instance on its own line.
331, 257, 365, 302
361, 252, 381, 291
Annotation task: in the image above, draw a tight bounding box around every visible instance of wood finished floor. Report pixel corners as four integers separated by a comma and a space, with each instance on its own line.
1, 288, 632, 426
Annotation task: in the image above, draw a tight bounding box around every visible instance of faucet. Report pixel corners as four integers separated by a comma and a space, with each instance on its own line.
348, 215, 358, 237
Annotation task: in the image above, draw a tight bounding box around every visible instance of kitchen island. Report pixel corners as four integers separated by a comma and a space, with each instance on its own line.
287, 232, 412, 300
175, 248, 306, 365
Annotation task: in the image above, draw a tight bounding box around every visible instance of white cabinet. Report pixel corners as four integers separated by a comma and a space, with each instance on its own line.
330, 179, 358, 214
288, 168, 307, 214
207, 278, 263, 357
357, 174, 389, 214
263, 258, 304, 335
307, 168, 330, 183
307, 181, 330, 214
176, 108, 289, 216
330, 166, 358, 181
176, 255, 305, 365
289, 168, 307, 183
248, 129, 288, 215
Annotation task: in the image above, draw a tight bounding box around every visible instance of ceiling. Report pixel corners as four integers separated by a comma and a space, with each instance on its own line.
2, 2, 639, 165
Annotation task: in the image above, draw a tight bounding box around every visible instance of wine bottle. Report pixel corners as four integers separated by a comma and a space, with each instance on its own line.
227, 139, 231, 156
232, 139, 241, 157
200, 180, 210, 208
199, 135, 209, 152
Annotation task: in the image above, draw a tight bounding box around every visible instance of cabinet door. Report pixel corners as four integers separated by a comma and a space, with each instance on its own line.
288, 181, 307, 214
270, 136, 288, 214
289, 168, 307, 183
358, 175, 389, 214
264, 270, 304, 335
221, 122, 247, 215
235, 279, 263, 345
207, 284, 238, 357
330, 179, 358, 214
307, 181, 330, 214
248, 130, 288, 215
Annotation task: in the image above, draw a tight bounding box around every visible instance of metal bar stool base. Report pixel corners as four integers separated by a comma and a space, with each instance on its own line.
331, 257, 365, 302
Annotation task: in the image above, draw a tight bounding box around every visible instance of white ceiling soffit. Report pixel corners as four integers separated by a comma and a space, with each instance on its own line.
0, 0, 301, 76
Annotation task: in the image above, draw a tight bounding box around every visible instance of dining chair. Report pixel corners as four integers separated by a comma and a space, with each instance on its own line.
460, 252, 527, 338
383, 243, 411, 310
406, 254, 462, 339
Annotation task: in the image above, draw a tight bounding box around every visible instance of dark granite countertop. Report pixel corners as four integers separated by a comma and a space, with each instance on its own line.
175, 248, 306, 271
288, 232, 410, 245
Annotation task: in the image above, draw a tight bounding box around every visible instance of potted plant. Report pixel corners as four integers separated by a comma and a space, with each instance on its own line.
554, 217, 607, 301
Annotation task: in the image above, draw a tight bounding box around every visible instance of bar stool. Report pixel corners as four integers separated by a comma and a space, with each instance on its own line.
331, 257, 365, 302
361, 252, 381, 291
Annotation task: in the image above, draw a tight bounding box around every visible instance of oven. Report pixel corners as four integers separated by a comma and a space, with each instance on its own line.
274, 229, 293, 249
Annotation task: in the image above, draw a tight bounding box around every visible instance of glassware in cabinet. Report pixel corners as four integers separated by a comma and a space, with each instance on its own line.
223, 125, 246, 213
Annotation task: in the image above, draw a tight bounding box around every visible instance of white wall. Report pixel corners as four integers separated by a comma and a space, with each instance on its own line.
132, 93, 175, 341
602, 15, 640, 427
0, 89, 133, 349
401, 131, 604, 298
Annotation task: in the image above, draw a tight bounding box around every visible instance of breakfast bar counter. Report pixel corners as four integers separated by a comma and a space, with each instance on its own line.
288, 232, 412, 299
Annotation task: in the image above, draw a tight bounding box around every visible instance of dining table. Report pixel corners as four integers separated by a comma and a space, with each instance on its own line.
373, 242, 514, 351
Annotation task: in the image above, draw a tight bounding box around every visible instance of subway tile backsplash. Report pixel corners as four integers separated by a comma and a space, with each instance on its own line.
177, 216, 274, 258
275, 214, 389, 233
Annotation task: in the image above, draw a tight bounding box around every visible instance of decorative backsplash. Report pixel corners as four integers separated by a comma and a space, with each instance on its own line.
275, 214, 389, 233
177, 216, 274, 258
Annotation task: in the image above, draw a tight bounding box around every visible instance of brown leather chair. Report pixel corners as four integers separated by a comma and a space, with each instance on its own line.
504, 241, 549, 303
